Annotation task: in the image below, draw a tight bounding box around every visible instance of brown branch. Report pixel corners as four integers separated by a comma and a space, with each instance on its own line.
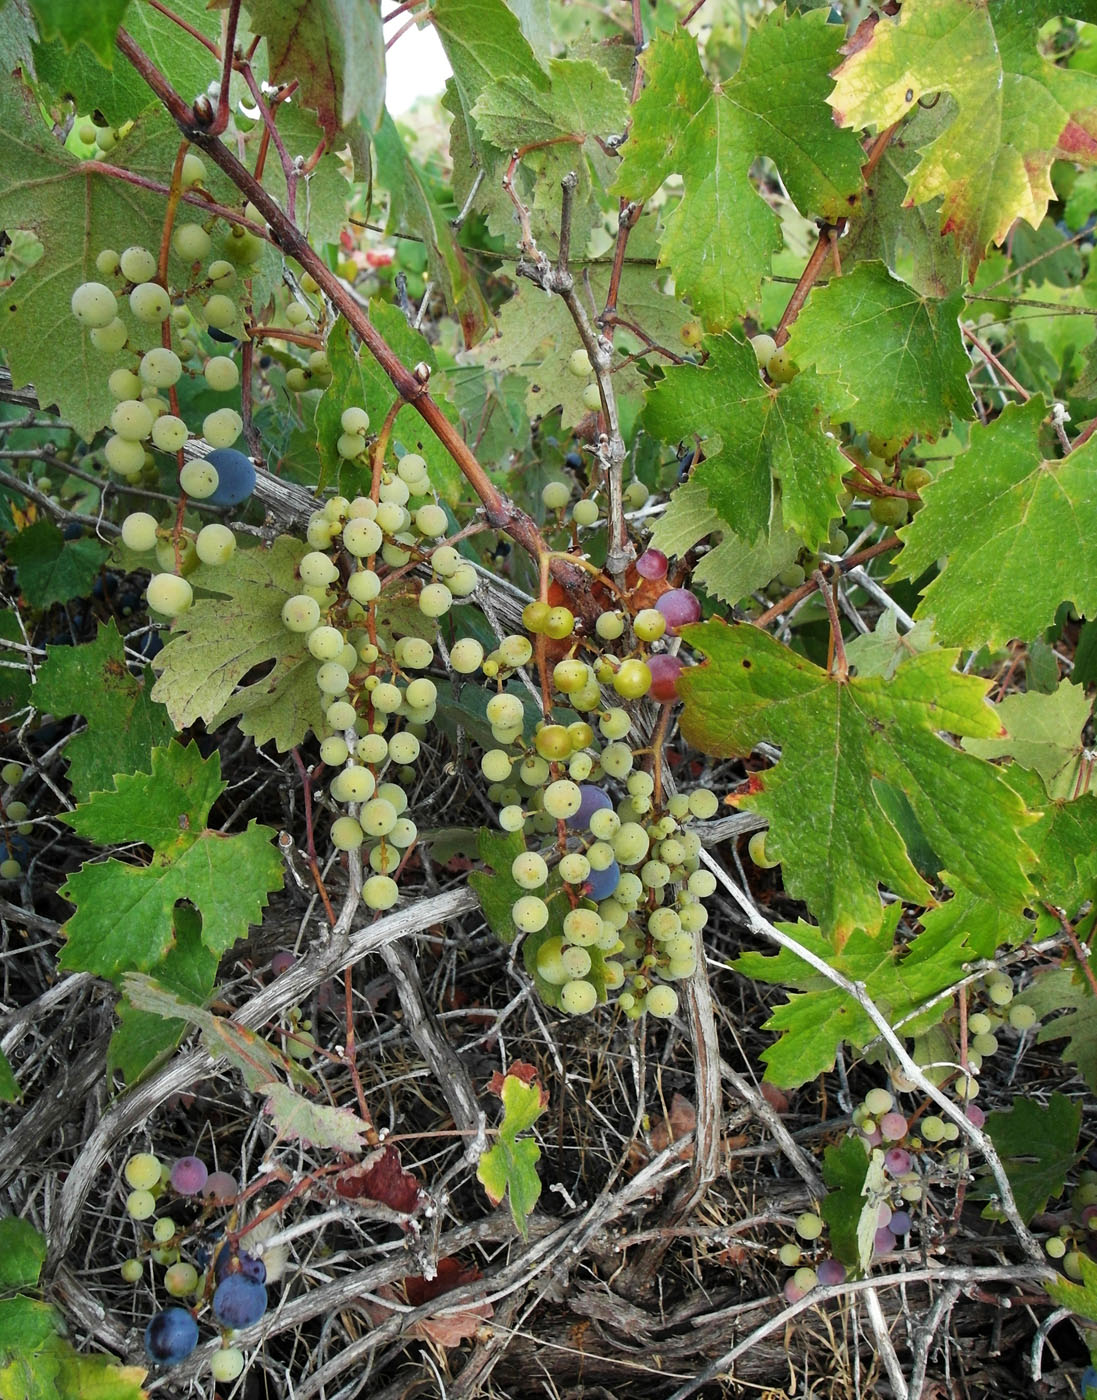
753, 535, 901, 629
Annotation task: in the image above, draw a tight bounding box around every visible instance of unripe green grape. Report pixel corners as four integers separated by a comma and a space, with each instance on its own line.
202, 354, 239, 392
396, 452, 426, 482
120, 1258, 143, 1283
285, 301, 310, 326
869, 496, 909, 528
449, 638, 484, 674
986, 976, 1013, 1006
582, 383, 602, 412
971, 1032, 998, 1057
282, 595, 321, 633
1, 762, 23, 785
483, 694, 521, 731
592, 610, 623, 642
119, 245, 157, 282
331, 815, 365, 851
172, 221, 210, 261
104, 434, 146, 475
210, 1348, 245, 1383
204, 293, 236, 329
778, 1242, 802, 1267
512, 851, 549, 889
648, 907, 681, 940
543, 779, 581, 819
613, 659, 652, 699
401, 679, 435, 712
359, 797, 397, 837
561, 945, 592, 981
95, 248, 121, 276
413, 504, 448, 538
513, 895, 548, 933
597, 709, 630, 742
388, 732, 420, 764
536, 936, 569, 984
748, 830, 779, 868
493, 636, 530, 670
542, 480, 571, 510
688, 789, 718, 820
316, 662, 350, 695
320, 737, 350, 768
126, 1189, 156, 1220
307, 626, 345, 662
325, 700, 355, 730
559, 852, 592, 885
203, 407, 242, 448
967, 1012, 992, 1036
373, 502, 407, 537
766, 348, 799, 383
207, 261, 235, 289
124, 1152, 162, 1189
522, 601, 550, 633
180, 460, 219, 499
1045, 1236, 1068, 1259
751, 333, 777, 367
646, 984, 679, 1018
571, 499, 600, 527
121, 511, 159, 552
367, 682, 400, 713
338, 432, 364, 459
195, 523, 235, 566
341, 406, 370, 435
346, 569, 381, 604
107, 369, 140, 403
388, 817, 417, 849
624, 479, 649, 508
418, 582, 453, 618
223, 226, 264, 265
71, 280, 119, 327
391, 638, 431, 671
633, 608, 666, 642
146, 573, 193, 616
641, 859, 671, 889
588, 809, 620, 842
920, 1115, 946, 1142
567, 347, 592, 378
152, 1216, 176, 1243
497, 805, 525, 833
129, 282, 171, 323
560, 978, 597, 1014
297, 552, 338, 587
601, 743, 634, 780
90, 317, 129, 352
613, 822, 649, 865
1008, 1003, 1038, 1030
445, 563, 475, 596
378, 476, 411, 506
586, 841, 615, 872
795, 1211, 824, 1241
864, 1087, 894, 1116
658, 837, 686, 866
151, 415, 188, 452
0, 858, 21, 879
363, 875, 399, 909
903, 465, 932, 492
544, 606, 575, 640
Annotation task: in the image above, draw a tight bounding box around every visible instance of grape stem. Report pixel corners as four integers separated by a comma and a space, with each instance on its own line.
113, 27, 596, 611
812, 568, 847, 680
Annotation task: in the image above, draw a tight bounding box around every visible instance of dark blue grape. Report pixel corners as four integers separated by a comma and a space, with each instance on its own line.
889, 1210, 912, 1235
144, 1307, 199, 1365
204, 448, 256, 507
63, 522, 84, 540
565, 784, 612, 832
565, 451, 583, 470
208, 326, 237, 345
214, 1245, 266, 1285
584, 859, 620, 901
212, 1275, 267, 1328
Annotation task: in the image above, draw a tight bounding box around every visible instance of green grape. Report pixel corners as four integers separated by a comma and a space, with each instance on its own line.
599, 709, 632, 741
971, 1032, 998, 1057
967, 1012, 992, 1036
124, 1152, 162, 1189
150, 415, 187, 453
903, 465, 932, 492
623, 480, 649, 508
320, 736, 350, 766
331, 768, 376, 804
203, 408, 242, 448
104, 434, 146, 475
146, 574, 193, 616
613, 823, 649, 865
404, 678, 437, 708
342, 406, 370, 435
120, 1258, 143, 1283
766, 348, 799, 383
499, 806, 526, 833
1, 763, 23, 785
326, 701, 356, 730
172, 222, 211, 261
986, 977, 1014, 1006
563, 908, 602, 946
338, 432, 364, 459
562, 945, 592, 980
210, 1348, 245, 1383
869, 496, 909, 528
646, 984, 679, 1018
596, 611, 625, 641
90, 317, 129, 352
203, 355, 239, 392
640, 859, 670, 889
1045, 1236, 1068, 1259
778, 1242, 802, 1267
129, 282, 171, 323
522, 601, 551, 633
795, 1211, 824, 1241
633, 608, 666, 642
485, 694, 524, 730
307, 626, 346, 662
390, 817, 417, 848
448, 564, 477, 596
95, 248, 120, 276
126, 1189, 156, 1220
544, 606, 575, 640
542, 480, 571, 510
543, 780, 581, 819
71, 280, 118, 327
195, 523, 235, 566
687, 789, 718, 820
558, 852, 591, 885
418, 582, 453, 618
748, 831, 779, 868
119, 245, 157, 282
582, 383, 602, 412
347, 569, 381, 603
299, 552, 339, 586
751, 333, 777, 367
560, 979, 598, 1014
601, 743, 634, 779
1008, 1003, 1038, 1030
536, 936, 569, 984
586, 841, 615, 872
571, 498, 599, 527
449, 638, 484, 674
204, 293, 236, 329
864, 1087, 894, 1116
121, 512, 159, 552
612, 659, 652, 698
0, 858, 21, 879
316, 662, 350, 695
331, 816, 365, 851
920, 1115, 946, 1142
513, 895, 549, 932
569, 753, 594, 781
363, 875, 399, 910
152, 1216, 176, 1243
567, 347, 592, 378
179, 460, 218, 498
107, 369, 141, 403
360, 798, 398, 837
588, 809, 620, 841
388, 733, 420, 764
282, 595, 321, 632
379, 475, 411, 506
498, 635, 534, 668
370, 682, 403, 713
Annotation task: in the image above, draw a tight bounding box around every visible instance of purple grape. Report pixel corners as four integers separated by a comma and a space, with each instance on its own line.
861, 1126, 882, 1147
965, 1104, 986, 1128
204, 448, 256, 507
884, 1148, 912, 1176
782, 1276, 806, 1303
212, 1274, 267, 1329
270, 950, 296, 976
565, 784, 613, 831
873, 1226, 897, 1256
647, 654, 684, 704
635, 549, 668, 581
655, 588, 701, 631
816, 1258, 846, 1286
879, 1111, 908, 1141
214, 1245, 266, 1284
202, 1171, 239, 1202
584, 860, 620, 901
170, 1155, 208, 1196
145, 1307, 198, 1365
889, 1210, 912, 1235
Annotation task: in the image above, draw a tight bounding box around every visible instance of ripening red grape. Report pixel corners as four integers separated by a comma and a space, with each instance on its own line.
656, 588, 701, 630
202, 1171, 238, 1202
169, 1156, 208, 1196
635, 549, 668, 580
647, 654, 683, 703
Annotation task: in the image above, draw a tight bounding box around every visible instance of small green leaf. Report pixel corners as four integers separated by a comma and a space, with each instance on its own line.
962, 682, 1092, 799
28, 0, 131, 63
1046, 1247, 1097, 1326
6, 521, 108, 608
820, 1135, 870, 1271
0, 1049, 19, 1104
468, 828, 527, 946
32, 620, 174, 802
477, 1069, 546, 1234
1017, 966, 1097, 1093
975, 1094, 1080, 1222
844, 610, 938, 681
0, 1219, 45, 1291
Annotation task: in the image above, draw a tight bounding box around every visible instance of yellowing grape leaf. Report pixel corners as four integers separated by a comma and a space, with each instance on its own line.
58, 742, 283, 978
784, 261, 972, 440
262, 1082, 368, 1154
894, 397, 1097, 648
477, 1065, 546, 1235
829, 0, 1097, 269
151, 535, 328, 752
611, 11, 864, 327
32, 620, 174, 803
678, 621, 1035, 936
962, 682, 1093, 800
643, 336, 851, 545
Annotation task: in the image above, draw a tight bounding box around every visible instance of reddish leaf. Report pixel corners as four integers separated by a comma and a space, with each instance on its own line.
334, 1144, 421, 1213
404, 1255, 481, 1305
486, 1060, 546, 1105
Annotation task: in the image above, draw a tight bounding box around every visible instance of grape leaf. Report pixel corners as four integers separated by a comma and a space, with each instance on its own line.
27, 0, 131, 64
0, 1219, 45, 1291
106, 905, 218, 1085
643, 336, 851, 545
6, 520, 108, 608
784, 261, 973, 440
258, 102, 354, 248
150, 535, 328, 751
0, 611, 33, 717
472, 55, 627, 150
962, 682, 1092, 799
373, 110, 491, 346
245, 0, 385, 139
57, 742, 283, 978
820, 1134, 871, 1271
844, 609, 938, 681
975, 1094, 1081, 1222
997, 765, 1097, 920
0, 1049, 19, 1104
611, 12, 864, 328
1046, 1250, 1097, 1329
679, 620, 1035, 936
468, 827, 527, 947
735, 903, 980, 1087
829, 0, 1097, 269
32, 620, 173, 802
477, 1066, 546, 1235
262, 1082, 368, 1154
894, 397, 1097, 649
1016, 966, 1097, 1093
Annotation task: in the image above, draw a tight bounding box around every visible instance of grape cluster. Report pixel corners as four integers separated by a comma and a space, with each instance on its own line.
1, 760, 31, 881
120, 1150, 265, 1379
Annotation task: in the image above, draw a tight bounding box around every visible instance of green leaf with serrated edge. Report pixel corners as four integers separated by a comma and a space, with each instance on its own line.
32, 621, 173, 803
373, 110, 491, 346
0, 1220, 45, 1291
648, 478, 723, 557
6, 520, 108, 608
0, 1, 37, 76
0, 1296, 58, 1355
735, 903, 980, 1087
107, 906, 218, 1086
0, 1049, 19, 1104
262, 1082, 368, 1154
692, 523, 801, 608
0, 72, 198, 440
477, 1072, 545, 1234
784, 262, 972, 440
150, 536, 328, 751
821, 1134, 871, 1271
895, 398, 1097, 650
0, 612, 31, 716
998, 765, 1097, 920
844, 610, 938, 682
643, 336, 850, 545
1017, 966, 1097, 1093
468, 828, 527, 946
245, 0, 384, 138
1046, 1249, 1097, 1327
259, 102, 352, 247
916, 885, 1033, 964
54, 1350, 148, 1400
829, 0, 1097, 270
611, 14, 863, 328
473, 56, 627, 150
58, 743, 282, 977
963, 682, 1093, 800
679, 621, 1035, 937
27, 0, 130, 63
971, 1094, 1081, 1223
